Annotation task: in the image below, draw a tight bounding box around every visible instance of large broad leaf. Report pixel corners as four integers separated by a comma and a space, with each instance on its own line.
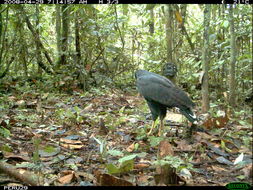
119, 159, 134, 173
0, 127, 10, 138
149, 136, 164, 147
107, 149, 124, 157
118, 154, 137, 163
106, 163, 121, 175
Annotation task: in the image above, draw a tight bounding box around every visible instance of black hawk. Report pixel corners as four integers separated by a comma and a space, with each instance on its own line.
135, 69, 197, 136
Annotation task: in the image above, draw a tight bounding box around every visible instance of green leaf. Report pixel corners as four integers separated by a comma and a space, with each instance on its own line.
39, 146, 61, 157
236, 175, 246, 180
1, 144, 13, 152
209, 34, 216, 42
149, 136, 164, 147
238, 120, 247, 126
0, 127, 10, 138
106, 163, 121, 175
210, 103, 218, 108
119, 106, 125, 114
119, 159, 134, 173
108, 149, 124, 157
73, 106, 81, 114
222, 20, 229, 28
65, 109, 75, 118
93, 137, 102, 144
118, 154, 137, 163
44, 146, 56, 153
221, 140, 232, 153
134, 143, 139, 151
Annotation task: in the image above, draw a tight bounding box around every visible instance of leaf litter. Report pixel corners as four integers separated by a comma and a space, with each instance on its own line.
0, 88, 252, 186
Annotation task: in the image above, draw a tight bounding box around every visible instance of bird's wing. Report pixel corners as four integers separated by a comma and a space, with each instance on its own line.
137, 75, 195, 108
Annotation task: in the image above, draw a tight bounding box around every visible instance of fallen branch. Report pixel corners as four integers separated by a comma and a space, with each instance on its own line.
0, 161, 41, 186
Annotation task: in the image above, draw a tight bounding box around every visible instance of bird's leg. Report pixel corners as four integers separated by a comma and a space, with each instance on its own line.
158, 118, 164, 136
147, 120, 157, 135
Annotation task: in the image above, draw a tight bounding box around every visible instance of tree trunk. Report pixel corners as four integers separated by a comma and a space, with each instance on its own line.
0, 4, 2, 47
36, 5, 42, 76
228, 5, 236, 107
0, 4, 3, 65
164, 5, 177, 84
201, 4, 211, 113
0, 5, 9, 66
221, 5, 226, 81
165, 4, 173, 63
148, 6, 155, 57
60, 5, 69, 65
75, 11, 81, 67
55, 5, 61, 64
122, 4, 128, 36
19, 23, 28, 77
15, 5, 53, 74
149, 7, 154, 35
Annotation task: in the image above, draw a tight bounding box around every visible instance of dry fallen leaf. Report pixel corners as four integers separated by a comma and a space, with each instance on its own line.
202, 114, 229, 129
4, 152, 30, 162
175, 140, 193, 151
211, 165, 227, 172
159, 140, 174, 158
126, 143, 135, 152
134, 163, 150, 170
98, 118, 109, 135
58, 172, 74, 184
61, 144, 84, 150
75, 172, 95, 182
60, 138, 82, 144
96, 172, 134, 186
196, 132, 213, 140
137, 174, 149, 184
242, 164, 252, 179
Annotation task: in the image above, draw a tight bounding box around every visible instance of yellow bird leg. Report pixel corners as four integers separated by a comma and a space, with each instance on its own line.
158, 118, 164, 137
147, 119, 158, 135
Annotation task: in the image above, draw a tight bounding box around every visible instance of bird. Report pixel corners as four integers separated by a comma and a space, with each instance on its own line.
135, 69, 197, 136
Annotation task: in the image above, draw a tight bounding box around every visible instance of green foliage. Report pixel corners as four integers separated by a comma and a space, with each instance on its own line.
32, 136, 41, 163
0, 126, 10, 138
0, 4, 251, 111
106, 159, 134, 175
93, 136, 108, 162
154, 155, 194, 172
148, 136, 164, 147
118, 154, 137, 163
43, 145, 56, 153
107, 149, 124, 157
54, 106, 84, 125
1, 144, 13, 152
135, 128, 147, 141
106, 154, 139, 175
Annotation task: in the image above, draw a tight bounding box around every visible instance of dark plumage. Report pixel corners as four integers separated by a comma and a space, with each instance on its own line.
135, 69, 197, 136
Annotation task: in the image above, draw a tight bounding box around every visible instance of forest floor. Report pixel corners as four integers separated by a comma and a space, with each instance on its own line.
0, 86, 252, 186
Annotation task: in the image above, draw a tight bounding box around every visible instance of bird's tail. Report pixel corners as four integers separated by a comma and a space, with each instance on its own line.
179, 107, 197, 123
